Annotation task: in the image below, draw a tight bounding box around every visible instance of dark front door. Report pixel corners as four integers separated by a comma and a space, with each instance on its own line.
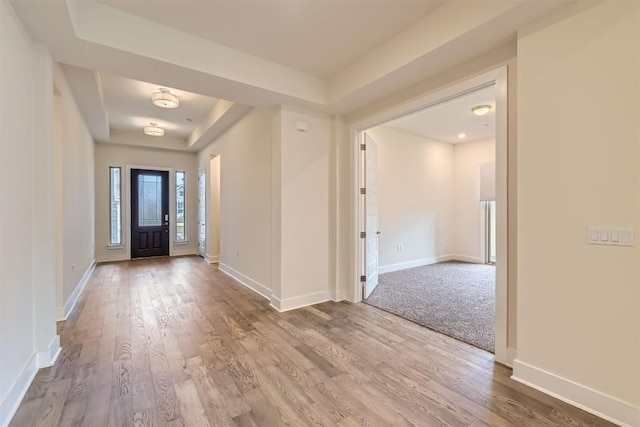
131, 169, 169, 258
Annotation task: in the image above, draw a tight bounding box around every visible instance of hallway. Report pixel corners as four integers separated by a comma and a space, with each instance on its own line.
11, 257, 613, 426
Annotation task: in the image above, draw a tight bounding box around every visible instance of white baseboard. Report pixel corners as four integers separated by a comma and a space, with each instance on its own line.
505, 348, 517, 368
219, 263, 271, 301
512, 359, 639, 427
56, 305, 66, 321
332, 289, 346, 302
95, 252, 128, 263
204, 254, 220, 264
57, 261, 95, 321
0, 335, 60, 427
378, 255, 453, 274
171, 247, 197, 257
0, 355, 38, 427
37, 335, 61, 368
450, 254, 484, 264
270, 290, 332, 312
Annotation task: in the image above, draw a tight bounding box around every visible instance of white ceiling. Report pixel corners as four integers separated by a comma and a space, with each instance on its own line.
384, 85, 496, 144
10, 0, 569, 151
97, 0, 445, 78
100, 73, 219, 139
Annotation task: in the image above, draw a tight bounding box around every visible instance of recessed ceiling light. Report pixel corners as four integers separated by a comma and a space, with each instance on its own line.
144, 122, 164, 137
458, 132, 466, 139
471, 105, 492, 116
152, 88, 179, 109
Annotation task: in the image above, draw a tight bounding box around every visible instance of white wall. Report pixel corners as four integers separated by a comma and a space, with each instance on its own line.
274, 106, 332, 310
53, 64, 96, 319
94, 144, 199, 262
367, 126, 454, 272
0, 2, 59, 424
197, 105, 332, 312
453, 138, 495, 262
514, 2, 639, 425
367, 126, 495, 272
197, 108, 274, 298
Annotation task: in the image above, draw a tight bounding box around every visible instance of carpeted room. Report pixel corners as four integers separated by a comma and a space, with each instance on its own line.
365, 261, 495, 352
362, 87, 497, 353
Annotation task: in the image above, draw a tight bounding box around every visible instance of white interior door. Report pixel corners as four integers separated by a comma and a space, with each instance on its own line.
364, 133, 379, 298
198, 173, 206, 256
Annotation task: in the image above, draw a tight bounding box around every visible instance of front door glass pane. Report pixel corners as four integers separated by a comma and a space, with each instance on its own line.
138, 175, 163, 226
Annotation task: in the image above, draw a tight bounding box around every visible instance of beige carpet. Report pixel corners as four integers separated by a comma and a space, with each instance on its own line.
364, 261, 495, 353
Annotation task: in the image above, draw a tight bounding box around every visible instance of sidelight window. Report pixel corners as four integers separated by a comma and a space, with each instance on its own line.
176, 171, 186, 241
109, 166, 122, 245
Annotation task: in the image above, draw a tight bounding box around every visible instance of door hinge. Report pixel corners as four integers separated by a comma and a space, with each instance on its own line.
360, 188, 366, 195
360, 143, 366, 151
360, 275, 366, 282
360, 231, 366, 238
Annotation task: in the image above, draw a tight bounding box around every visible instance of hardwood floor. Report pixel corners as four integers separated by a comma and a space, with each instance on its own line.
10, 256, 614, 427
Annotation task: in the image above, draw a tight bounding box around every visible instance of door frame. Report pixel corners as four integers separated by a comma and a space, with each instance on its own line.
125, 164, 176, 260
205, 154, 221, 264
350, 66, 509, 364
363, 133, 380, 299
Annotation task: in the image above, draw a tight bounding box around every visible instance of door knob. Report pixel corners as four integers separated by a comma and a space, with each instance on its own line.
376, 231, 381, 235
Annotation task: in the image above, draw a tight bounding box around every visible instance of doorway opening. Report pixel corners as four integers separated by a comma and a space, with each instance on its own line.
352, 67, 509, 363
360, 86, 497, 353
130, 169, 170, 258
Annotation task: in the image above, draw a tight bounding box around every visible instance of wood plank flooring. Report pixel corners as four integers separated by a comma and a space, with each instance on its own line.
10, 256, 615, 427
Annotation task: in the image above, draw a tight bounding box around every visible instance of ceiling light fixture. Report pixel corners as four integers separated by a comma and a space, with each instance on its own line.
458, 132, 467, 139
152, 88, 179, 109
471, 105, 492, 116
144, 122, 164, 137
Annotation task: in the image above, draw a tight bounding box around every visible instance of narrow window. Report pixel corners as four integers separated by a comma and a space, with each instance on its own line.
109, 167, 122, 245
176, 171, 186, 241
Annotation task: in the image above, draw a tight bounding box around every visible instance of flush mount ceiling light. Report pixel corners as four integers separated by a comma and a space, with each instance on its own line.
458, 132, 467, 139
471, 105, 492, 116
152, 88, 179, 109
143, 122, 164, 137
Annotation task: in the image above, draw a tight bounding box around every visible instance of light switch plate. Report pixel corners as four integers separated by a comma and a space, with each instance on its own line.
588, 226, 634, 247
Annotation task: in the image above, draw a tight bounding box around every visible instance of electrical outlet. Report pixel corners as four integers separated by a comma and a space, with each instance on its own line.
397, 244, 404, 251
236, 251, 240, 258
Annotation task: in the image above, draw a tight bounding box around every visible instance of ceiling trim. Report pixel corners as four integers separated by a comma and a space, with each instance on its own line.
65, 0, 327, 106
58, 64, 110, 142
327, 0, 571, 112
329, 0, 518, 103
12, 0, 571, 116
187, 102, 252, 152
